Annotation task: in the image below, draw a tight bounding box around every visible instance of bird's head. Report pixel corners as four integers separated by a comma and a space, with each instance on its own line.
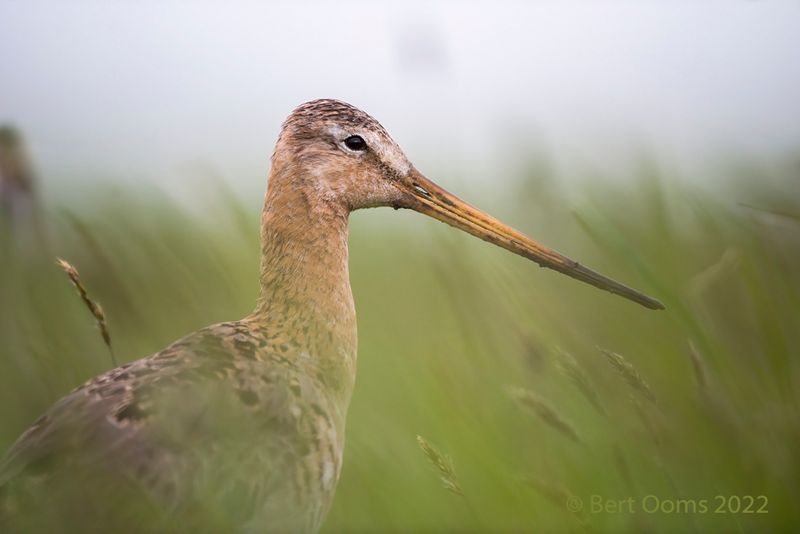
271, 99, 664, 310
272, 99, 412, 210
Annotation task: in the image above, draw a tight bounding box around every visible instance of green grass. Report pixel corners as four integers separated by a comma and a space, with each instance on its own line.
1, 159, 798, 532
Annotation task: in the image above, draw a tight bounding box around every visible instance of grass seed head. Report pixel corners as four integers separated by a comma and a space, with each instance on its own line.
506, 386, 583, 445
56, 258, 116, 367
415, 435, 463, 497
555, 348, 606, 416
598, 347, 656, 404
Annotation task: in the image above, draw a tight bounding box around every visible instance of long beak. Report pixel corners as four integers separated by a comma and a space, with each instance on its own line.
397, 168, 664, 310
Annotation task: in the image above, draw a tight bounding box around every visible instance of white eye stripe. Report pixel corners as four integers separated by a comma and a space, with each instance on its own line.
328, 124, 411, 175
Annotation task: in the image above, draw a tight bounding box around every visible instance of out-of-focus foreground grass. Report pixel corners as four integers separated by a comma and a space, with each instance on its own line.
1, 157, 798, 532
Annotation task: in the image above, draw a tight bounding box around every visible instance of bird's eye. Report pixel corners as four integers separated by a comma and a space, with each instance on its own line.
343, 135, 367, 151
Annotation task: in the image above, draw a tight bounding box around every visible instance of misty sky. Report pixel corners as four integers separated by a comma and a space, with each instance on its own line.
1, 0, 799, 195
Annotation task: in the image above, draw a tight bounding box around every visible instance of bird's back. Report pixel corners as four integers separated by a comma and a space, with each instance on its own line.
0, 320, 351, 533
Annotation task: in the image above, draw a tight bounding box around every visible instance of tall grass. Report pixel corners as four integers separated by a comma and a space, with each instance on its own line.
1, 156, 798, 531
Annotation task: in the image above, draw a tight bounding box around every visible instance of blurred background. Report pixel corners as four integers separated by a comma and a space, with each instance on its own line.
1, 1, 799, 531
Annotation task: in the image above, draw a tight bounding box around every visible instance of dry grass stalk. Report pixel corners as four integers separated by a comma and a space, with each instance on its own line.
687, 340, 707, 393
612, 445, 635, 492
630, 396, 665, 448
507, 386, 582, 444
523, 475, 587, 524
416, 435, 463, 497
56, 258, 117, 367
555, 348, 606, 416
598, 347, 656, 404
525, 476, 570, 507
686, 341, 743, 437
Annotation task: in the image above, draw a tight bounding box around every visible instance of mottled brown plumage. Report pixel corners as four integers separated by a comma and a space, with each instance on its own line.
0, 100, 662, 533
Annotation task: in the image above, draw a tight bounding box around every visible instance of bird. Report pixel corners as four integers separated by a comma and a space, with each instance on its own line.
0, 126, 36, 221
0, 99, 663, 533
0, 125, 46, 254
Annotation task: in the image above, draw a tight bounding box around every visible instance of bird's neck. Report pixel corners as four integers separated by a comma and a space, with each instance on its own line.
249, 167, 357, 367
